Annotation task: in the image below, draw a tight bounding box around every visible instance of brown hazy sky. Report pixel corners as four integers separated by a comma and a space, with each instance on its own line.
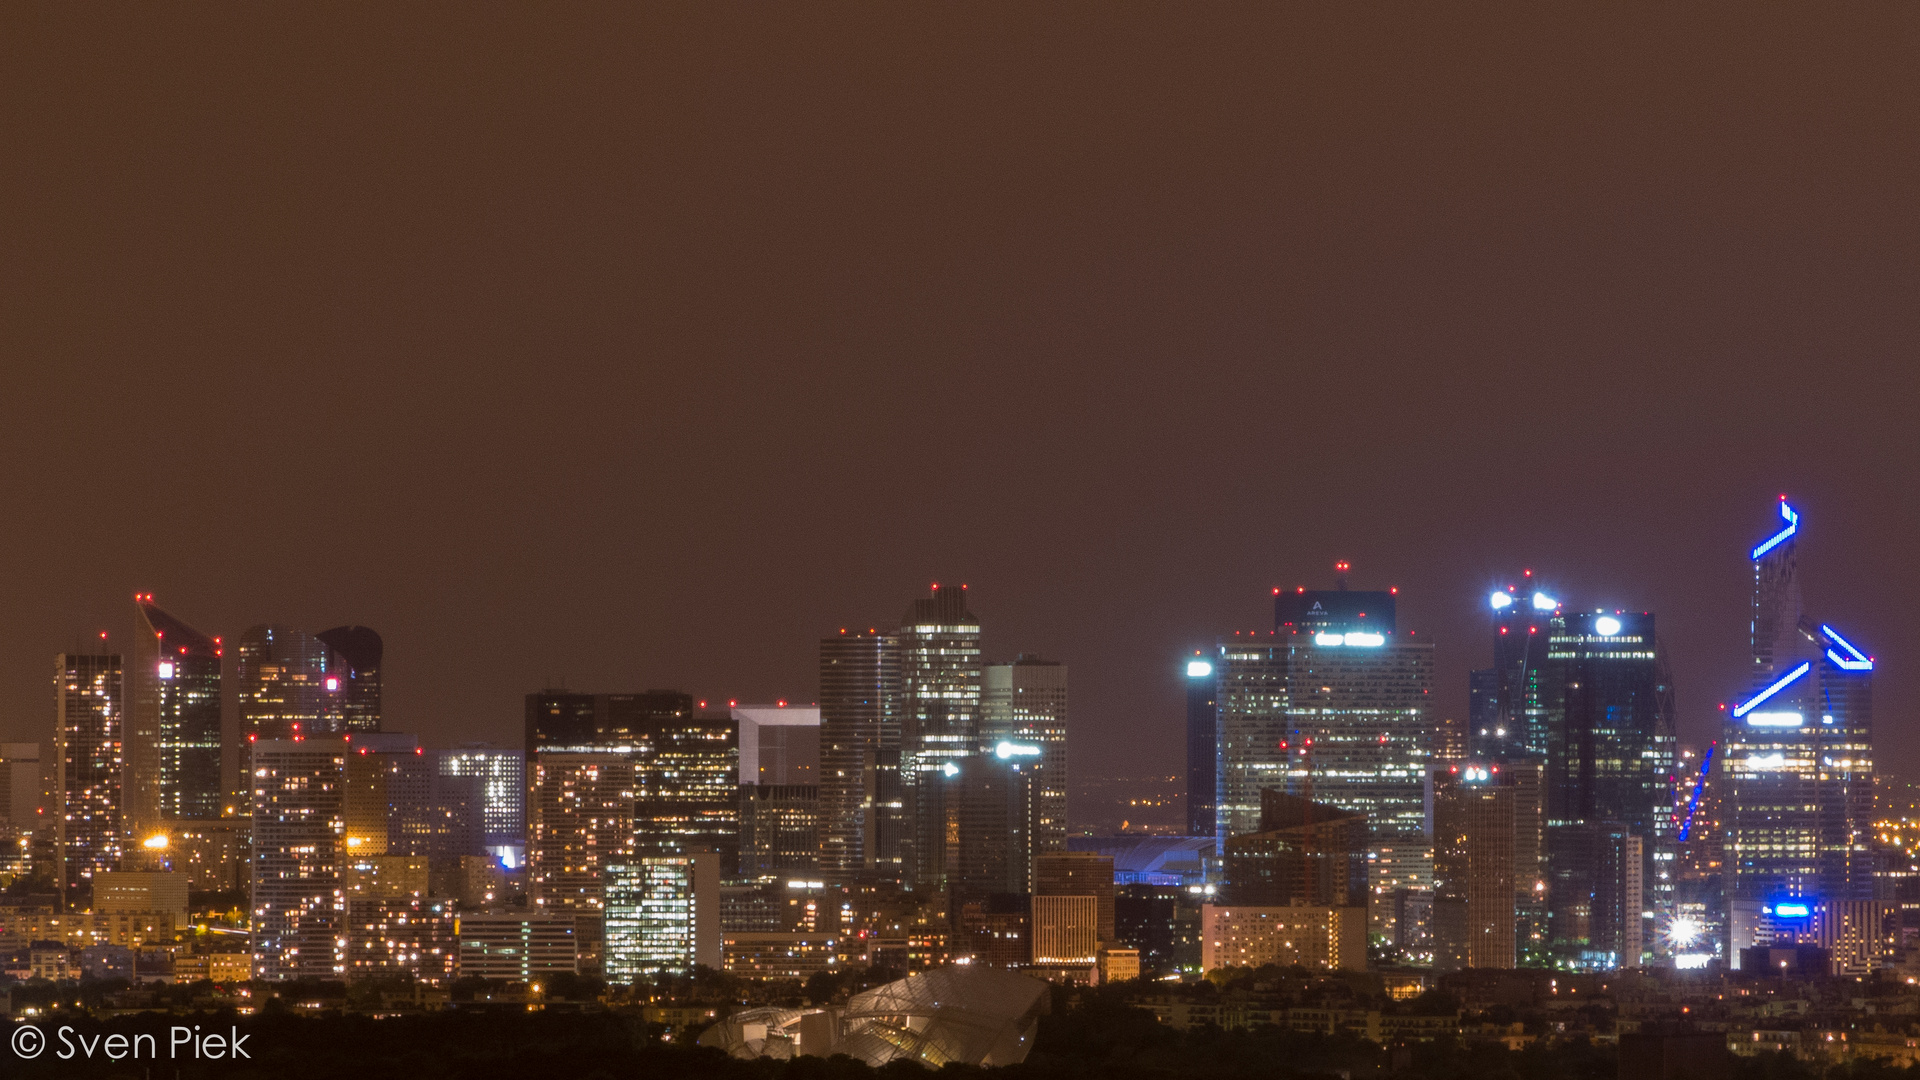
2, 6, 1916, 792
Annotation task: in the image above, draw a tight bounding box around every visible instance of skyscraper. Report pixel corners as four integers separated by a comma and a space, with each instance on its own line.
344, 734, 480, 861
55, 651, 123, 896
1215, 575, 1433, 929
1478, 582, 1675, 967
251, 738, 347, 981
1432, 764, 1517, 971
524, 690, 738, 873
315, 625, 382, 733
603, 853, 720, 979
437, 744, 526, 868
1223, 792, 1367, 911
528, 751, 635, 915
947, 747, 1042, 898
128, 596, 222, 837
1184, 652, 1217, 838
982, 656, 1068, 857
1725, 498, 1876, 912
818, 629, 903, 878
1475, 578, 1561, 761
898, 585, 982, 893
234, 622, 346, 790
736, 706, 821, 876
1542, 612, 1675, 847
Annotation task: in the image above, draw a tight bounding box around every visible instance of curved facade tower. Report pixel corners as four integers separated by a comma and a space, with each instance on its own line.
316, 625, 383, 733
129, 595, 223, 836
234, 624, 345, 741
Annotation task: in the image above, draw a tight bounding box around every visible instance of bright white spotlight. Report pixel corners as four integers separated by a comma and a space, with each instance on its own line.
1489, 591, 1513, 610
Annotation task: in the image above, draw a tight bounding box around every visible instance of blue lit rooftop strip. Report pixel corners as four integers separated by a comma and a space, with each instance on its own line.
1732, 660, 1811, 718
1750, 501, 1799, 560
1821, 624, 1874, 671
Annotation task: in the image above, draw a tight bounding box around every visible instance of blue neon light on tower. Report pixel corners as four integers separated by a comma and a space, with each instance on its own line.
1726, 496, 1879, 942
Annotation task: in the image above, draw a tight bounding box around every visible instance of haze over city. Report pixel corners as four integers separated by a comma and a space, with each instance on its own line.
2, 7, 1913, 795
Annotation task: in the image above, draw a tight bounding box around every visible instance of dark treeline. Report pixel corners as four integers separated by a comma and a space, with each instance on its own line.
9, 986, 1920, 1080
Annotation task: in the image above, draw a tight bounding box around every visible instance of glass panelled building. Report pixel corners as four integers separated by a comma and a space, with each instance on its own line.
898, 585, 981, 893
818, 630, 903, 878
604, 853, 719, 978
1725, 499, 1877, 914
130, 597, 223, 832
981, 656, 1067, 857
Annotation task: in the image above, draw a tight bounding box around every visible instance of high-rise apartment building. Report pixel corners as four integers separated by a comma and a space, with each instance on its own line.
982, 656, 1068, 858
55, 652, 123, 895
899, 585, 982, 894
818, 629, 903, 878
1726, 498, 1877, 913
528, 751, 635, 915
128, 596, 222, 837
315, 625, 383, 733
250, 738, 348, 981
341, 854, 454, 984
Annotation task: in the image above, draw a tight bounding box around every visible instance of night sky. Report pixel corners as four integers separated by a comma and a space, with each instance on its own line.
2, 7, 1915, 796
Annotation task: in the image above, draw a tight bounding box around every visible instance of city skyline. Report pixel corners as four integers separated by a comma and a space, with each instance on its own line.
5, 505, 1896, 797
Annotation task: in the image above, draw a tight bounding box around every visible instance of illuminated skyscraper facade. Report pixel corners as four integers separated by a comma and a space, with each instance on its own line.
129, 596, 222, 834
982, 656, 1068, 857
818, 630, 902, 877
1725, 499, 1876, 909
899, 585, 982, 893
603, 853, 720, 978
1543, 611, 1676, 847
234, 625, 345, 746
438, 744, 526, 867
523, 690, 738, 875
528, 751, 636, 914
1474, 580, 1560, 762
251, 738, 347, 981
1216, 579, 1434, 929
1184, 652, 1217, 837
55, 652, 123, 893
315, 625, 382, 733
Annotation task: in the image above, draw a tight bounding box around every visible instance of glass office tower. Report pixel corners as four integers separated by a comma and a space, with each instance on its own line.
1725, 499, 1876, 910
898, 584, 982, 893
129, 596, 223, 834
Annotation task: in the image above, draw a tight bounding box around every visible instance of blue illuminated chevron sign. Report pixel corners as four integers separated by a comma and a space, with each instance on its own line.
1751, 500, 1799, 560
1733, 661, 1811, 719
1821, 625, 1874, 671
